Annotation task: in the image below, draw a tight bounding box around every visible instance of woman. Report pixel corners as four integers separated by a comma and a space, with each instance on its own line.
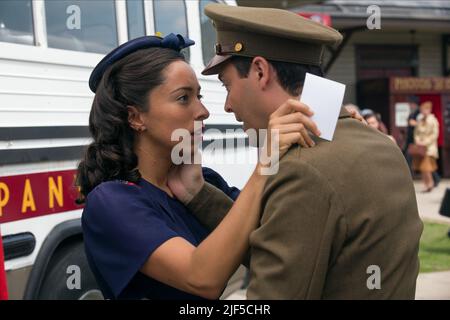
362, 109, 396, 143
413, 101, 439, 192
77, 34, 321, 300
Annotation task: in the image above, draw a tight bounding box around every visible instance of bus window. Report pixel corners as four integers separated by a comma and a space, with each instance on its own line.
126, 0, 145, 40
0, 0, 34, 45
199, 0, 218, 67
153, 0, 190, 61
45, 0, 118, 54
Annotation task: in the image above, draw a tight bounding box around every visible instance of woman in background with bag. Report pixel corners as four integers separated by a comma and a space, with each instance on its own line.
413, 101, 439, 192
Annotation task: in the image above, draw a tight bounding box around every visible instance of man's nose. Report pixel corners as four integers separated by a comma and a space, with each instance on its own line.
223, 95, 233, 113
224, 99, 233, 113
224, 105, 233, 113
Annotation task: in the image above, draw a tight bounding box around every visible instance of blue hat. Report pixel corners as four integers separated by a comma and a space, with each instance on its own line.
89, 33, 195, 93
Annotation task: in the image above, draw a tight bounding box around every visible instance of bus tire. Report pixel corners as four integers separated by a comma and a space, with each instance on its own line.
37, 240, 103, 300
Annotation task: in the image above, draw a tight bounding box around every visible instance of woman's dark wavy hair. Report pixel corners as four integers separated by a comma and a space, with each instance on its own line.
76, 48, 185, 201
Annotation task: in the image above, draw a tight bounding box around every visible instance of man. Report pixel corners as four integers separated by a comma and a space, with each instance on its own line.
187, 4, 423, 299
404, 98, 420, 173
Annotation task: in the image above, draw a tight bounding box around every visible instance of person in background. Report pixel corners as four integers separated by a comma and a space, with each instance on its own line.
404, 99, 420, 172
362, 109, 396, 143
405, 98, 440, 186
413, 101, 439, 193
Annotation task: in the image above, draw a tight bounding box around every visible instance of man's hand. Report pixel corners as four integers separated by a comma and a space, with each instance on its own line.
258, 99, 321, 174
268, 99, 321, 150
345, 106, 367, 125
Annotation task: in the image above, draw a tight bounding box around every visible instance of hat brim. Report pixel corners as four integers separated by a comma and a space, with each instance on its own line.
201, 54, 233, 75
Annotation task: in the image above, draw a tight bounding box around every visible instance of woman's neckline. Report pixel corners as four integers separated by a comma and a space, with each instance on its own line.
138, 177, 175, 199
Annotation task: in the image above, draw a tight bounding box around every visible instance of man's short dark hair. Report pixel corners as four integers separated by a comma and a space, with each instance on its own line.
230, 56, 323, 96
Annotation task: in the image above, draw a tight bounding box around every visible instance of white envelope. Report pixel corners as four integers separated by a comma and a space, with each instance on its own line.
300, 73, 346, 141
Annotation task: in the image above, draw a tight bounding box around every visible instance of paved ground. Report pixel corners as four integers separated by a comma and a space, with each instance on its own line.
415, 270, 450, 300
225, 180, 450, 300
414, 179, 450, 225
413, 179, 450, 300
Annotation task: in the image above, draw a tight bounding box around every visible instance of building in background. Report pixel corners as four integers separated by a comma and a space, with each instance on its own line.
296, 0, 450, 175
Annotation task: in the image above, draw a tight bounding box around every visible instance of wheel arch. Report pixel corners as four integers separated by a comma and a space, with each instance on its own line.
23, 218, 83, 299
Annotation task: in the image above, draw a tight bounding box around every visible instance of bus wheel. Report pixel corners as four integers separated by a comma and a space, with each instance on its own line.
38, 240, 104, 300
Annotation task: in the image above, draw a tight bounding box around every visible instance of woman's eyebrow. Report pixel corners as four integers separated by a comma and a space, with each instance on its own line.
170, 86, 201, 94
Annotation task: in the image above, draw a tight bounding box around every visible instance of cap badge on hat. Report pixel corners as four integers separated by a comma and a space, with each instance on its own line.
215, 42, 244, 55
234, 42, 243, 52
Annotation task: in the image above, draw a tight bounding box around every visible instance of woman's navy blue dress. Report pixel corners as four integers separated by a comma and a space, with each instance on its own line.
82, 167, 239, 300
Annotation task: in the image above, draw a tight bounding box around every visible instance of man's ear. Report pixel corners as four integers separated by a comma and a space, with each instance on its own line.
127, 106, 145, 131
251, 56, 272, 90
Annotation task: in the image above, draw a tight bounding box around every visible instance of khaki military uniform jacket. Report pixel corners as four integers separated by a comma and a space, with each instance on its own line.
188, 108, 423, 299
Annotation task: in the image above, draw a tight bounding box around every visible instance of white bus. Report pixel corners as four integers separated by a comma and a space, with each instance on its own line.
0, 0, 255, 300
